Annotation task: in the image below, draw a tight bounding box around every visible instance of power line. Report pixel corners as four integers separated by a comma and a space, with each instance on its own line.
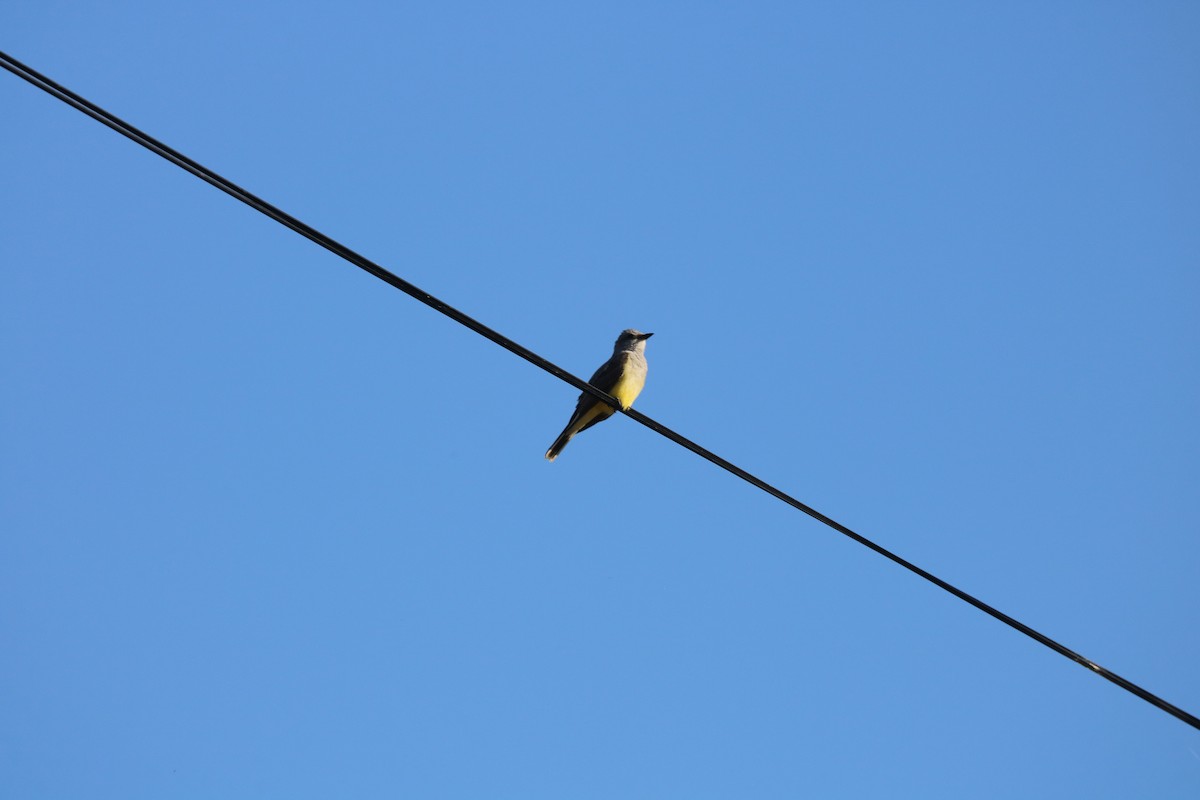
3, 49, 1196, 732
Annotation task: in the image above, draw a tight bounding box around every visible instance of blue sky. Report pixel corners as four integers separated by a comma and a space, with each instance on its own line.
3, 2, 1198, 797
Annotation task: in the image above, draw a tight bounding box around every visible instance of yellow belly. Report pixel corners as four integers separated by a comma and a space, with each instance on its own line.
610, 368, 646, 410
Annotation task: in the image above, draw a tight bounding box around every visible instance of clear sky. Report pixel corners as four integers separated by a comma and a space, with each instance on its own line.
3, 2, 1198, 797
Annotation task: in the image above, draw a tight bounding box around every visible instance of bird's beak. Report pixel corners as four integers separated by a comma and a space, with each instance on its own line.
640, 332, 654, 340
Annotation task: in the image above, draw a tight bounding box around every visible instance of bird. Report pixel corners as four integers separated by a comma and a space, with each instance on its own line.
545, 329, 653, 461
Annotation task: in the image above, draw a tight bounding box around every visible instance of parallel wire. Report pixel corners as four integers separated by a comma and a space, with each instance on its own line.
4, 49, 1196, 731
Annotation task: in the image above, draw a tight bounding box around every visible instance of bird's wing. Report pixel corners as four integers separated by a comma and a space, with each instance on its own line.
586, 353, 625, 396
562, 352, 625, 429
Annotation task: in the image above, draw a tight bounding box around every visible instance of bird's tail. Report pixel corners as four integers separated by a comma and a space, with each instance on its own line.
545, 428, 574, 462
545, 402, 612, 462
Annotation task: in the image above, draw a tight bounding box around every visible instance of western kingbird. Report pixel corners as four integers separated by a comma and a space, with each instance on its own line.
545, 329, 654, 462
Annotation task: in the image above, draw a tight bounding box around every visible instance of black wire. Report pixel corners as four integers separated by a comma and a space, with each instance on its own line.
3, 49, 1196, 732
